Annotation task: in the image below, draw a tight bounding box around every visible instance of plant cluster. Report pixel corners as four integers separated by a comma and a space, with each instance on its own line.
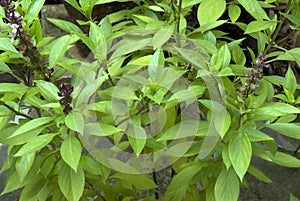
0, 0, 300, 201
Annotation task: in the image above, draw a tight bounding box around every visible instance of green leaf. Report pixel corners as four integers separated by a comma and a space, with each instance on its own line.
14, 134, 55, 156
174, 47, 208, 70
35, 80, 60, 101
65, 111, 84, 134
111, 86, 139, 100
80, 155, 103, 176
84, 122, 122, 136
153, 23, 174, 49
0, 62, 11, 72
111, 173, 158, 190
1, 170, 24, 195
214, 167, 239, 201
163, 164, 202, 201
245, 128, 273, 142
30, 19, 43, 44
60, 134, 82, 172
19, 174, 45, 201
40, 155, 55, 177
89, 22, 107, 60
0, 125, 45, 145
245, 20, 277, 34
132, 14, 155, 23
9, 117, 52, 138
237, 0, 269, 20
222, 145, 231, 170
111, 37, 153, 60
248, 165, 272, 183
149, 48, 164, 78
192, 20, 227, 33
283, 67, 297, 99
158, 119, 199, 141
264, 151, 300, 168
211, 44, 231, 69
127, 124, 147, 156
228, 4, 241, 23
290, 194, 300, 201
265, 123, 300, 140
253, 102, 300, 116
100, 16, 112, 39
148, 5, 164, 12
215, 111, 231, 139
0, 38, 19, 53
229, 131, 252, 181
48, 18, 83, 34
197, 0, 226, 26
58, 161, 85, 201
15, 153, 35, 182
26, 0, 45, 18
49, 35, 71, 68
232, 45, 246, 65
0, 83, 28, 94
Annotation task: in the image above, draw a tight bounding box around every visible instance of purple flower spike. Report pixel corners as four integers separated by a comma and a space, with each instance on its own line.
58, 84, 73, 97
58, 84, 73, 114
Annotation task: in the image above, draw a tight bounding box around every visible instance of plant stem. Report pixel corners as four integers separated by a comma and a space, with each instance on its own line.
3, 103, 33, 120
152, 171, 160, 199
177, 0, 182, 34
86, 180, 107, 201
264, 0, 292, 54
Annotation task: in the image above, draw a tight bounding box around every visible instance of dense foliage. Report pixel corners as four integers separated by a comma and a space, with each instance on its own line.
0, 0, 300, 200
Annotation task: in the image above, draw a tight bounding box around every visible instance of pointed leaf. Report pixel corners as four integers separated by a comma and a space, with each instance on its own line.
65, 111, 84, 134
153, 24, 174, 49
0, 83, 28, 94
228, 4, 241, 23
248, 165, 272, 183
15, 153, 35, 182
112, 173, 158, 190
60, 134, 82, 172
290, 194, 300, 201
229, 131, 252, 181
58, 162, 85, 201
35, 80, 60, 101
0, 38, 19, 53
245, 20, 276, 34
158, 119, 199, 140
149, 48, 164, 78
84, 122, 122, 136
49, 35, 70, 68
127, 124, 147, 156
197, 0, 226, 26
237, 0, 269, 20
254, 102, 300, 116
48, 18, 83, 34
283, 67, 297, 96
265, 123, 300, 140
214, 167, 239, 201
266, 151, 300, 168
163, 164, 202, 201
27, 0, 45, 18
9, 117, 52, 138
245, 128, 273, 142
14, 134, 55, 156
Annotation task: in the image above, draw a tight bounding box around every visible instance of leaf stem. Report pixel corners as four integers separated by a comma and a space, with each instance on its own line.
3, 102, 33, 120
177, 0, 182, 34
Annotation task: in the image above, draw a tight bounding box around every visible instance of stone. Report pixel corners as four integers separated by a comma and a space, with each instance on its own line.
41, 4, 71, 37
